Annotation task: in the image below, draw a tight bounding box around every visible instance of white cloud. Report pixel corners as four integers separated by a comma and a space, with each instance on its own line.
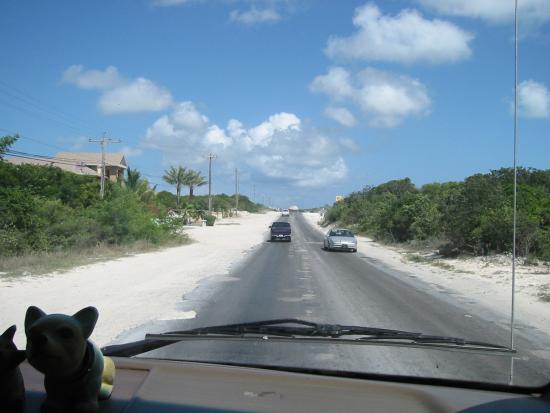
310, 67, 354, 100
62, 65, 122, 90
205, 125, 232, 147
150, 0, 294, 25
339, 137, 361, 153
247, 112, 300, 148
229, 7, 281, 25
325, 3, 473, 64
417, 0, 550, 25
62, 65, 174, 114
99, 78, 173, 114
140, 102, 351, 187
518, 80, 550, 118
151, 0, 195, 7
311, 67, 431, 128
324, 106, 357, 127
121, 145, 144, 157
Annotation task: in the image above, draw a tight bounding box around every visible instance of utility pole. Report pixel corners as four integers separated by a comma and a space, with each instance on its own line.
235, 168, 239, 215
252, 184, 255, 203
89, 133, 121, 199
207, 153, 217, 213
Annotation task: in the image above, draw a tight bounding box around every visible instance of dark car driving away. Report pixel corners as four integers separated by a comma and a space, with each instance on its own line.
270, 221, 291, 242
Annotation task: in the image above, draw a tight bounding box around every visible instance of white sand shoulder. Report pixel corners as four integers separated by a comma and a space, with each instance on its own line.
1, 211, 278, 347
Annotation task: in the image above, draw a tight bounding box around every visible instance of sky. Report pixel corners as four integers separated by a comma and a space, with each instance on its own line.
0, 0, 549, 208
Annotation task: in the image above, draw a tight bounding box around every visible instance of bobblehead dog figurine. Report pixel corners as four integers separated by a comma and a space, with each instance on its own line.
0, 325, 26, 413
25, 306, 115, 413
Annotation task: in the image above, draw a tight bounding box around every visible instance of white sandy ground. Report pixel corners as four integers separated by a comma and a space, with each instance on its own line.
0, 211, 278, 348
302, 212, 550, 337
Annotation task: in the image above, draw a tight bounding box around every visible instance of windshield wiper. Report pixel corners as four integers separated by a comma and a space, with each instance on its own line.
102, 318, 515, 358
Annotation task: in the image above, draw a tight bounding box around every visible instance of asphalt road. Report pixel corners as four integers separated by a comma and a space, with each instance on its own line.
136, 212, 550, 387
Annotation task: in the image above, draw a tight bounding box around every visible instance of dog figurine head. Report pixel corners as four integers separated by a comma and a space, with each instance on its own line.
24, 306, 98, 378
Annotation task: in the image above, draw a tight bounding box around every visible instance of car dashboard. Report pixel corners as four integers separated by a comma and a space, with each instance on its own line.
19, 357, 549, 412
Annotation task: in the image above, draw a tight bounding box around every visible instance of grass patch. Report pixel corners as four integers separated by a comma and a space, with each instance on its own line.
404, 253, 429, 264
0, 235, 190, 279
404, 253, 455, 271
431, 261, 454, 271
538, 284, 550, 302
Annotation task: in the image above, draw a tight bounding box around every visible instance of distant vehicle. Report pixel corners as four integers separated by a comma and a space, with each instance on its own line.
281, 209, 290, 216
324, 228, 357, 252
270, 221, 291, 242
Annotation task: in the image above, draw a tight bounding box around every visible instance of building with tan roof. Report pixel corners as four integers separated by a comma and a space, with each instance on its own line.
6, 152, 127, 182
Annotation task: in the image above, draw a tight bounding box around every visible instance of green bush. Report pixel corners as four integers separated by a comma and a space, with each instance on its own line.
323, 168, 550, 259
0, 161, 185, 257
205, 214, 216, 226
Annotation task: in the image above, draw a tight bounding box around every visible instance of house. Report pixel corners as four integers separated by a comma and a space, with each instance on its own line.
6, 152, 127, 182
6, 156, 99, 176
56, 152, 127, 182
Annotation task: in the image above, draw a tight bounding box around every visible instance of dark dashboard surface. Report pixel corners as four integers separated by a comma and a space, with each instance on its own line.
19, 358, 550, 413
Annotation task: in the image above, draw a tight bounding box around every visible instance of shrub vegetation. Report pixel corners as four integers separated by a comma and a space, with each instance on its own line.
0, 159, 182, 256
323, 168, 550, 260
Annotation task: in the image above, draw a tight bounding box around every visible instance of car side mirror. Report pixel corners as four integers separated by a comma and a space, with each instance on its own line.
268, 225, 271, 228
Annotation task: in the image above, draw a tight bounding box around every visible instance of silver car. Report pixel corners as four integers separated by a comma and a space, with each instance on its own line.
323, 228, 358, 252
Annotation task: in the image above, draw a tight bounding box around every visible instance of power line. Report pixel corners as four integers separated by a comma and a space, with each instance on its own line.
4, 150, 171, 189
0, 96, 94, 136
4, 149, 117, 166
0, 127, 68, 152
4, 151, 90, 168
0, 79, 97, 134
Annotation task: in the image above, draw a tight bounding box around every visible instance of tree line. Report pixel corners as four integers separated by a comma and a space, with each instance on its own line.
323, 168, 550, 260
0, 135, 263, 257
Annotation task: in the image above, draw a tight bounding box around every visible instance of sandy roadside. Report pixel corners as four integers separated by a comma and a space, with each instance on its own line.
302, 212, 550, 337
1, 211, 278, 348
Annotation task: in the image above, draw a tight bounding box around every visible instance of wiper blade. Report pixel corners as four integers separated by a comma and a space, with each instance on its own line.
102, 318, 515, 357
156, 318, 510, 348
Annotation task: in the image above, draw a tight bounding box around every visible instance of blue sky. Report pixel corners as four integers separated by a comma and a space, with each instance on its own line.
1, 0, 549, 208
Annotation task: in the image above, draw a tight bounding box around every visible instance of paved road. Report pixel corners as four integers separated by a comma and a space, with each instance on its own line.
136, 212, 550, 387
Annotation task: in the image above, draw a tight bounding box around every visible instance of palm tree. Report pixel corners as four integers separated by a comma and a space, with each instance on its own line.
163, 165, 187, 207
185, 169, 207, 198
125, 167, 141, 191
125, 167, 157, 204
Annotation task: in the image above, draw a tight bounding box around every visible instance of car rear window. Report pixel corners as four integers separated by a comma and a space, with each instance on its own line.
272, 222, 290, 227
331, 230, 353, 237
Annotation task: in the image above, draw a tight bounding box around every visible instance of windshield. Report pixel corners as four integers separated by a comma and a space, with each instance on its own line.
1, 0, 549, 390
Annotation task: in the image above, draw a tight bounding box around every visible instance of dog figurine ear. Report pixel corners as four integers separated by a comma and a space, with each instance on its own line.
24, 306, 46, 333
0, 325, 26, 413
72, 307, 99, 339
1, 324, 16, 340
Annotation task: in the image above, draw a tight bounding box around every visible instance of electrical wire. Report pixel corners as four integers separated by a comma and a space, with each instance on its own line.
0, 79, 97, 135
0, 96, 94, 136
4, 149, 120, 167
0, 127, 68, 151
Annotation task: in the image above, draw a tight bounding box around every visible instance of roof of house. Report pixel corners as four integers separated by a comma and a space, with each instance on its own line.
55, 152, 127, 168
5, 157, 99, 176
